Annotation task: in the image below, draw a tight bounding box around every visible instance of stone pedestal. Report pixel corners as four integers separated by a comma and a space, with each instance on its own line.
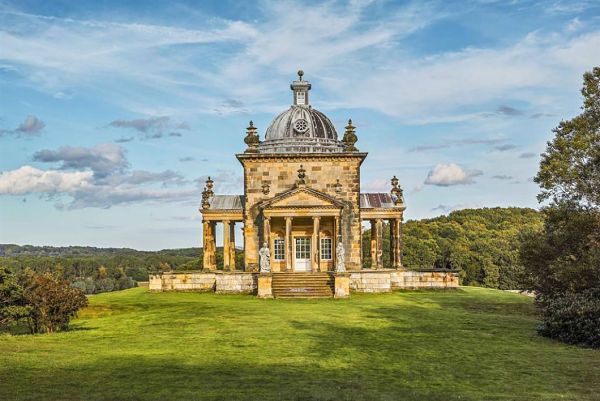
334, 273, 350, 298
257, 274, 273, 298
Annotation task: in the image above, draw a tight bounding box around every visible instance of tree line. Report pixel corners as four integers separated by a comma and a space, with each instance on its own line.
362, 207, 543, 290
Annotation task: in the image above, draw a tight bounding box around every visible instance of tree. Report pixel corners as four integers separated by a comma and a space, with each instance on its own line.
521, 66, 600, 348
0, 266, 30, 328
536, 66, 600, 208
20, 272, 88, 334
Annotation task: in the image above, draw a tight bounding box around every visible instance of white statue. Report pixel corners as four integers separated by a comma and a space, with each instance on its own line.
336, 241, 345, 272
259, 242, 271, 273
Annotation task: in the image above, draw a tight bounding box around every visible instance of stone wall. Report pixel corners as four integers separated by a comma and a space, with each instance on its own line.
149, 269, 458, 293
237, 154, 365, 271
150, 272, 258, 293
349, 271, 392, 293
215, 273, 257, 294
399, 270, 459, 289
350, 269, 459, 293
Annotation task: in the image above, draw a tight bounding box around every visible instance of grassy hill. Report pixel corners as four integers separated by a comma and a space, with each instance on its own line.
1, 288, 599, 401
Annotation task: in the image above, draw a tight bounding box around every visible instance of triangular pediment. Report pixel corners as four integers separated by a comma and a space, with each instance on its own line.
261, 186, 344, 209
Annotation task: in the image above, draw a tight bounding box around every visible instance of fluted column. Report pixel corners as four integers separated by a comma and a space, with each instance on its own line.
390, 219, 396, 268
397, 217, 403, 268
370, 220, 377, 269
229, 222, 236, 271
312, 216, 320, 272
263, 217, 270, 247
203, 221, 217, 271
334, 216, 341, 269
223, 220, 231, 271
285, 217, 293, 271
376, 218, 383, 269
202, 221, 211, 270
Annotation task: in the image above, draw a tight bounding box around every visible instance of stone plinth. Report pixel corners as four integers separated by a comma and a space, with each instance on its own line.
257, 274, 273, 298
349, 270, 392, 293
334, 273, 350, 298
149, 275, 163, 291
215, 272, 256, 294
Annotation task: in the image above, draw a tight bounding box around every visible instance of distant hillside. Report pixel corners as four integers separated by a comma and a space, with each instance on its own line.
363, 207, 543, 289
0, 244, 201, 258
2, 207, 543, 291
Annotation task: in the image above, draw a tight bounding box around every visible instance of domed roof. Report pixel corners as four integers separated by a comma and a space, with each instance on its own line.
258, 71, 344, 154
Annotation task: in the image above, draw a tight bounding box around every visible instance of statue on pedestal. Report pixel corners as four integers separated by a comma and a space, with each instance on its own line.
259, 242, 271, 273
336, 241, 345, 272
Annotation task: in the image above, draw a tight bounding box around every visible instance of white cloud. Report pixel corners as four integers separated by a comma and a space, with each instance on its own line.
424, 163, 483, 186
0, 166, 93, 195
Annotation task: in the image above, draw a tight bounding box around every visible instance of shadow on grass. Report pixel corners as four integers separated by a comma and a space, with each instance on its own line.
0, 355, 473, 401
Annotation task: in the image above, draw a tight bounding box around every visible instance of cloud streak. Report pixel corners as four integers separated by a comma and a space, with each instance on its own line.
108, 116, 189, 139
0, 115, 46, 137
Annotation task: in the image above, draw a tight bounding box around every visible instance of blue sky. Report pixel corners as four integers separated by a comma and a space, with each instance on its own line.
1, 0, 599, 250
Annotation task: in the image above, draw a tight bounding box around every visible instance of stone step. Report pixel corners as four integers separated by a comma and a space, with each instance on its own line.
271, 273, 335, 298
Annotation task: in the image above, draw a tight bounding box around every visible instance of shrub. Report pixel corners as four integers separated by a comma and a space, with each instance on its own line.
20, 272, 88, 334
115, 276, 135, 291
537, 289, 600, 348
94, 278, 115, 293
0, 266, 30, 328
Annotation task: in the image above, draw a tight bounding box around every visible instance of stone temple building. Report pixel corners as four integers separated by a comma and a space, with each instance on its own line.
149, 72, 458, 297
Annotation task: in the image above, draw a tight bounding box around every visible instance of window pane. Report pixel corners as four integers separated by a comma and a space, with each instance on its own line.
274, 239, 285, 260
321, 238, 332, 260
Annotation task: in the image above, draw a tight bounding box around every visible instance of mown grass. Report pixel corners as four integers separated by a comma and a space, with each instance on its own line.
1, 287, 599, 401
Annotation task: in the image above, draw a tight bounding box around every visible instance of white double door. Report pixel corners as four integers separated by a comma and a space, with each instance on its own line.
294, 237, 311, 272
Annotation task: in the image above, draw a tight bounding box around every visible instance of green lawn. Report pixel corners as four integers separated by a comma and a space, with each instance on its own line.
1, 287, 599, 401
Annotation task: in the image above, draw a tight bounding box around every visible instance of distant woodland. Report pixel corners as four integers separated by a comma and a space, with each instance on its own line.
0, 207, 542, 293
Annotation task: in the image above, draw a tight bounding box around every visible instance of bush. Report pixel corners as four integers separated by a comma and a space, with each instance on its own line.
20, 272, 88, 334
537, 289, 600, 348
115, 276, 135, 291
94, 278, 115, 293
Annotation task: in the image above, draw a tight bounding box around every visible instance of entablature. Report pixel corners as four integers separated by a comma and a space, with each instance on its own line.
360, 208, 404, 220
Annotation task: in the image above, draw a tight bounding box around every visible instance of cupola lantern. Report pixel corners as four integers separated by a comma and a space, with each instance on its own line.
291, 70, 311, 106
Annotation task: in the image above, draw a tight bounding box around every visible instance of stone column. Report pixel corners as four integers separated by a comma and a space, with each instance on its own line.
398, 217, 403, 268
223, 220, 231, 271
390, 219, 396, 268
334, 215, 341, 269
203, 221, 217, 271
202, 220, 211, 271
376, 218, 383, 269
210, 222, 217, 268
263, 216, 271, 247
229, 222, 236, 271
285, 217, 293, 271
312, 216, 320, 272
370, 220, 377, 269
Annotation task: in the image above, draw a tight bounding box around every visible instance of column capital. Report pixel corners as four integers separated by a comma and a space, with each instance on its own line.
312, 216, 321, 221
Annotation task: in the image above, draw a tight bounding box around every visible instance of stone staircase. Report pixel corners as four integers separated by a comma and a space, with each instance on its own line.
271, 272, 335, 298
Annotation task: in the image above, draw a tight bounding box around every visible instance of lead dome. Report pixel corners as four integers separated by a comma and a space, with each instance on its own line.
258, 71, 344, 154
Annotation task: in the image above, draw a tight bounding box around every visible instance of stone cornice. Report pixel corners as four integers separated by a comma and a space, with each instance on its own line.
236, 152, 368, 165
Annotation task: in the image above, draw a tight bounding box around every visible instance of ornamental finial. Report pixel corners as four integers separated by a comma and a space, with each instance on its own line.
201, 177, 215, 209
244, 120, 260, 153
390, 175, 403, 206
298, 70, 304, 81
342, 119, 358, 152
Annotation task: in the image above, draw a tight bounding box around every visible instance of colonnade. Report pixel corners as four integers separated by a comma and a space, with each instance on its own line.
202, 220, 238, 271
366, 218, 402, 269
